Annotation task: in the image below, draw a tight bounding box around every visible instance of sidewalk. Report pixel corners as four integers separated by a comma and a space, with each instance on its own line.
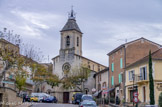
16, 102, 32, 107
98, 104, 111, 107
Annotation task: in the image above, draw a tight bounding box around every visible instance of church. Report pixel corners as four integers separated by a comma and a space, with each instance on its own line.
52, 9, 107, 103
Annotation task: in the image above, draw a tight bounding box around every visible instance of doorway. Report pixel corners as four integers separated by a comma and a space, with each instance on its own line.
0, 93, 3, 107
63, 92, 69, 103
143, 86, 146, 102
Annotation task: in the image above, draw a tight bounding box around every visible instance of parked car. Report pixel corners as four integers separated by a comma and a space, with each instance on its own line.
79, 100, 97, 107
30, 96, 39, 102
23, 94, 31, 102
37, 95, 44, 102
74, 93, 84, 104
81, 95, 93, 101
43, 96, 57, 103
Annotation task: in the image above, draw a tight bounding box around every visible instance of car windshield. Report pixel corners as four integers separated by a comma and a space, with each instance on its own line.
82, 101, 97, 106
82, 96, 93, 100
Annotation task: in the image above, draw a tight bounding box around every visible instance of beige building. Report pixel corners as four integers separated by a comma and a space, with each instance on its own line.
125, 48, 162, 105
107, 37, 161, 104
52, 9, 107, 103
0, 39, 35, 107
94, 68, 108, 98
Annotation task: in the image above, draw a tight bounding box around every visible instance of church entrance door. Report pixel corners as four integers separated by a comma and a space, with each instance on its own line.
63, 92, 69, 103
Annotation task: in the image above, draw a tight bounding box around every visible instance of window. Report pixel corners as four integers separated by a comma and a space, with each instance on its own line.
129, 70, 134, 81
111, 76, 114, 86
120, 58, 123, 68
98, 66, 100, 71
119, 73, 122, 83
140, 66, 147, 80
98, 75, 101, 82
111, 63, 114, 72
120, 49, 122, 55
102, 82, 106, 88
77, 37, 79, 46
88, 65, 91, 69
66, 36, 70, 46
112, 55, 114, 60
98, 84, 101, 90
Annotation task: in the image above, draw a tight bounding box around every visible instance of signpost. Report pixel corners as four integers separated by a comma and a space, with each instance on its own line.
133, 92, 139, 103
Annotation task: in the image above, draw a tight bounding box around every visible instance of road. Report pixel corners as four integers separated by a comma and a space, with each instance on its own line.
31, 103, 78, 107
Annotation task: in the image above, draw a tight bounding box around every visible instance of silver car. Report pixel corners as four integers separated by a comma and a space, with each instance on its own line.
79, 100, 97, 107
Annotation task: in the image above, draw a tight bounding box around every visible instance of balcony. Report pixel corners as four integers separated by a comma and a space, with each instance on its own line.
135, 74, 148, 84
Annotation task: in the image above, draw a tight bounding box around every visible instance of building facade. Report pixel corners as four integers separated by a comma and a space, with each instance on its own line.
107, 38, 161, 103
52, 9, 107, 103
125, 48, 162, 105
94, 68, 109, 98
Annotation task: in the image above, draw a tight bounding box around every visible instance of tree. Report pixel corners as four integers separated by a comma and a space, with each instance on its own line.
0, 45, 28, 92
0, 28, 45, 62
149, 50, 155, 105
159, 92, 162, 107
31, 63, 60, 91
61, 65, 91, 91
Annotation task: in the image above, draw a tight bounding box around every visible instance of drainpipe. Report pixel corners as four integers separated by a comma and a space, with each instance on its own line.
124, 46, 126, 102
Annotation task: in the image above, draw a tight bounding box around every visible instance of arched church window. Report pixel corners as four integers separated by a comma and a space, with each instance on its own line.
77, 37, 79, 46
66, 36, 70, 46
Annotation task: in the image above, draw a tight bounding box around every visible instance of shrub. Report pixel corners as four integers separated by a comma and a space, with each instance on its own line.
159, 92, 162, 107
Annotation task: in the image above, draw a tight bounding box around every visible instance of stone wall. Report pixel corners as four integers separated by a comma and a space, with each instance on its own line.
0, 87, 22, 107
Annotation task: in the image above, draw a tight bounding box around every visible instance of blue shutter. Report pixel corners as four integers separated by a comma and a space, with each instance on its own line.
9, 75, 13, 79
112, 63, 114, 72
112, 76, 114, 86
120, 58, 123, 68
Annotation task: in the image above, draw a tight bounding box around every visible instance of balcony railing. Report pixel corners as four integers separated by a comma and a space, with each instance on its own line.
134, 74, 148, 83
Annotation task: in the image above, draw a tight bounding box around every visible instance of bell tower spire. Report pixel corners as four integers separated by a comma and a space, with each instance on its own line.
68, 5, 75, 20
60, 7, 83, 57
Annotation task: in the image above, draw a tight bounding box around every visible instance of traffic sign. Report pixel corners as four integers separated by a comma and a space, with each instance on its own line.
133, 97, 139, 103
133, 92, 138, 97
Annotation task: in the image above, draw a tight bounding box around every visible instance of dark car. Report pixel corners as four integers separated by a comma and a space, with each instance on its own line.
23, 94, 30, 102
43, 96, 57, 103
74, 93, 83, 104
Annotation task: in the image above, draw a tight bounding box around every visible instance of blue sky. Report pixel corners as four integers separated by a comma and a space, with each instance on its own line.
0, 0, 162, 66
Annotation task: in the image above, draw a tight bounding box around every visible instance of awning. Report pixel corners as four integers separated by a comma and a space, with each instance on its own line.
93, 90, 102, 97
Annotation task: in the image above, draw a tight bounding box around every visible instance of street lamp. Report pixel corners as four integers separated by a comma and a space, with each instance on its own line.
133, 73, 135, 106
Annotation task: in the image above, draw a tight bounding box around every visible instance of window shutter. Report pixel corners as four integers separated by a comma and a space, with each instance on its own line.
119, 74, 121, 83
112, 76, 114, 86
140, 68, 142, 80
111, 76, 114, 86
145, 67, 147, 80
120, 58, 123, 68
121, 74, 122, 82
112, 63, 114, 72
129, 71, 130, 81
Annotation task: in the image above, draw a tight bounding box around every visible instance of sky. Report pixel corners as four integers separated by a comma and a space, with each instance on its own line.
0, 0, 162, 66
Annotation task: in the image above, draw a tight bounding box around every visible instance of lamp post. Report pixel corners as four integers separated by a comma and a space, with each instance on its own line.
133, 73, 135, 106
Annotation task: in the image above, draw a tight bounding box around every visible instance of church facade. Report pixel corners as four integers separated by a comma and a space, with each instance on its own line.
52, 9, 107, 103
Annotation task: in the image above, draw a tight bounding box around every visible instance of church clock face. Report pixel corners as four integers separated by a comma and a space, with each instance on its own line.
62, 62, 71, 72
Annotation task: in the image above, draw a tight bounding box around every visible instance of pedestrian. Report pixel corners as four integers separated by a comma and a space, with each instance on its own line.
23, 94, 26, 102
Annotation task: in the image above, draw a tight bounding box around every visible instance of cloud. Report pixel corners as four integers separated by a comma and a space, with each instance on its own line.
1, 0, 162, 65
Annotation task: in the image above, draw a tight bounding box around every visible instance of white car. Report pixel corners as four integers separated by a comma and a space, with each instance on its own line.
79, 100, 97, 107
81, 95, 93, 101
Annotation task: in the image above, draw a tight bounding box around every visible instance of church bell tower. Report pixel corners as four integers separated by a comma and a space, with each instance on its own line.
59, 8, 83, 61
